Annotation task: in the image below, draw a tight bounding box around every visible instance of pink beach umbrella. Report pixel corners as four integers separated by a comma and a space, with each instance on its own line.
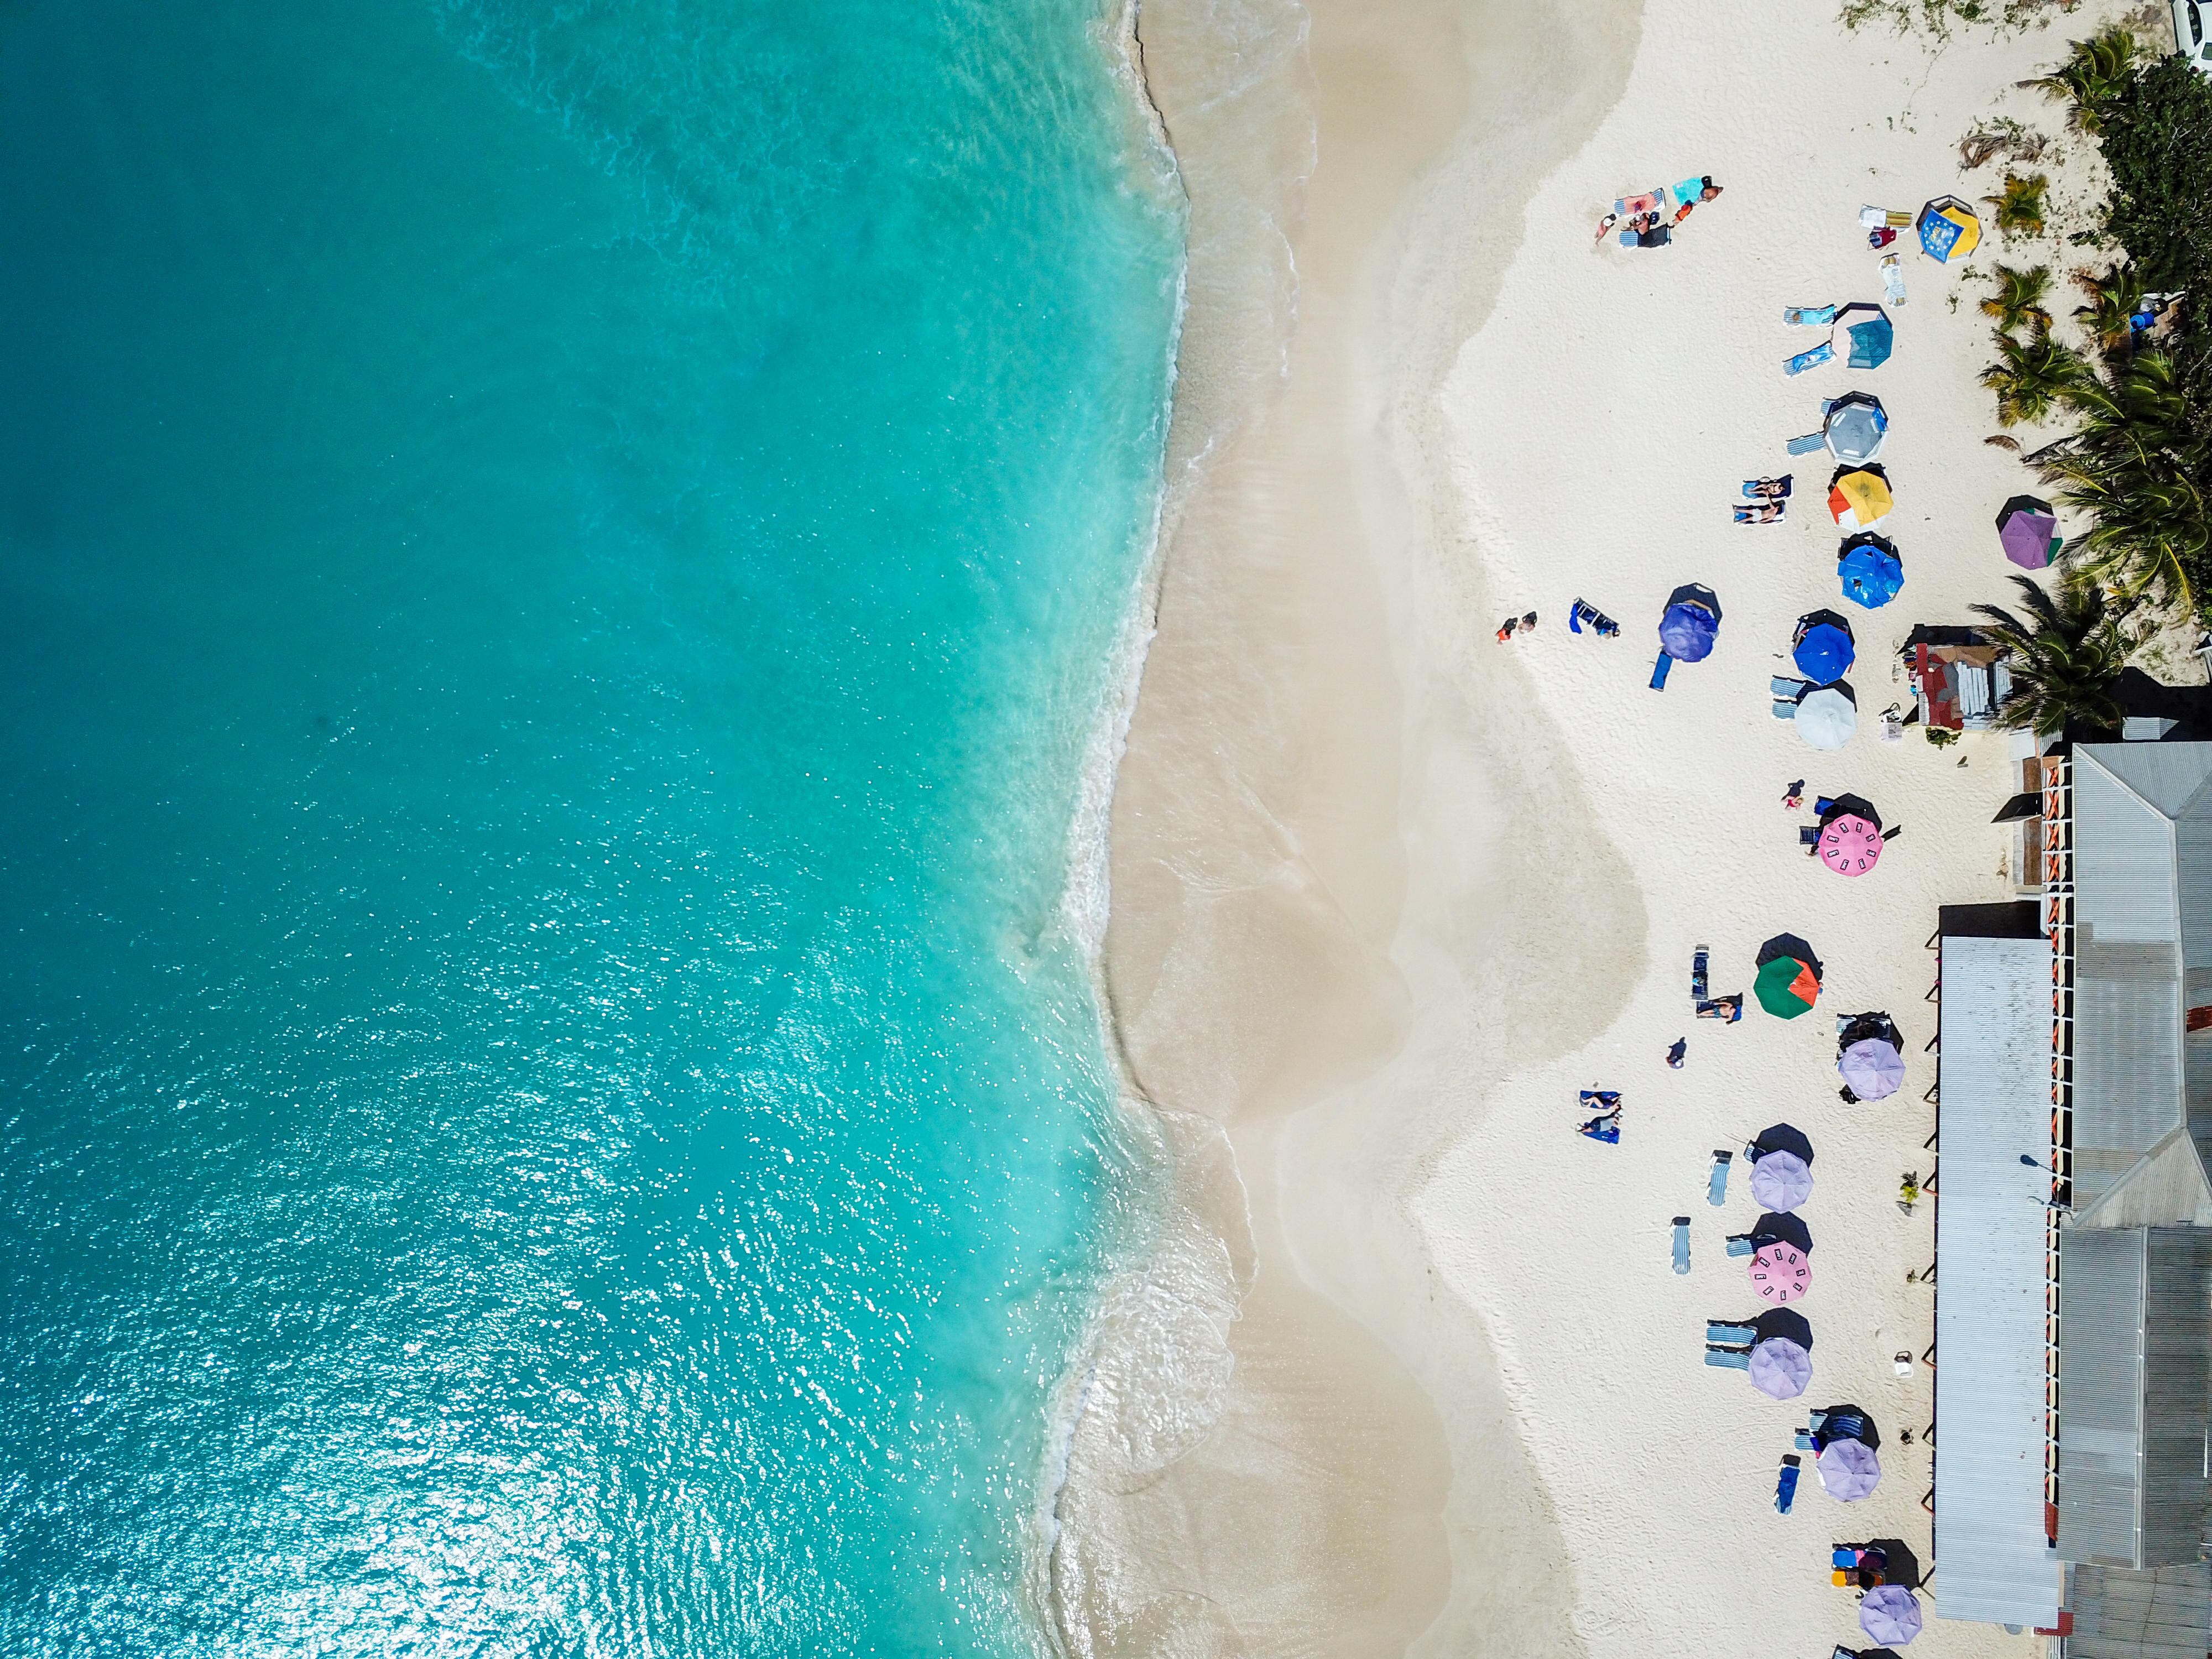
1748, 1335, 1812, 1399
1749, 1242, 1812, 1303
1860, 1585, 1922, 1646
1817, 1436, 1882, 1500
1819, 813, 1884, 877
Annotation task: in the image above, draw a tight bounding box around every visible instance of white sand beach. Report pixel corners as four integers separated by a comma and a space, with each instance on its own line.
1067, 0, 2143, 1654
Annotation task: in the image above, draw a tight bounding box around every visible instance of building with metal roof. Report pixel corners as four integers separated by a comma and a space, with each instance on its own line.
1934, 917, 2062, 1626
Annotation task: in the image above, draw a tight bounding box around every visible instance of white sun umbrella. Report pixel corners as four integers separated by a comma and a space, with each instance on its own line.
1796, 684, 1858, 749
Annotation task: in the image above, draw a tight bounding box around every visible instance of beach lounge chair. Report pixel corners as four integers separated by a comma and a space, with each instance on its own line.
1786, 342, 1834, 375
1704, 1347, 1751, 1370
1727, 1233, 1755, 1257
1650, 651, 1673, 690
1777, 1455, 1801, 1514
1785, 304, 1839, 326
1707, 1150, 1732, 1206
1696, 994, 1743, 1023
1672, 1216, 1691, 1275
1692, 946, 1709, 1003
1707, 1321, 1757, 1346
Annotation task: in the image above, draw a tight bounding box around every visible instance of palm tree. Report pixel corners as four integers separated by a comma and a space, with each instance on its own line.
1970, 576, 2132, 736
1980, 264, 2053, 335
2072, 264, 2147, 355
2040, 352, 2209, 615
1988, 173, 2050, 237
2033, 27, 2140, 133
1982, 330, 2087, 425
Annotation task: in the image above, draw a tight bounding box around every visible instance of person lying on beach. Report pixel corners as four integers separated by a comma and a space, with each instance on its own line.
1743, 476, 1792, 500
1733, 500, 1785, 524
1594, 212, 1619, 243
1668, 181, 1721, 227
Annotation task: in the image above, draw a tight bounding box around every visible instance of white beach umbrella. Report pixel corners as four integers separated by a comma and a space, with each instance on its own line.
1796, 685, 1857, 749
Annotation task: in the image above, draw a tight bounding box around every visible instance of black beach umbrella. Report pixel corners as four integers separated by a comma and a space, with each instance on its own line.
1839, 1010, 1902, 1052
1751, 1211, 1813, 1254
1755, 1306, 1813, 1350
1750, 1122, 1816, 1166
1757, 932, 1825, 980
1862, 1539, 1922, 1591
1820, 792, 1884, 833
1812, 1402, 1881, 1452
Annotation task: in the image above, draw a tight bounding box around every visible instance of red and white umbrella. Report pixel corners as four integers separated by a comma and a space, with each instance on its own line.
1819, 813, 1883, 877
1749, 1242, 1811, 1303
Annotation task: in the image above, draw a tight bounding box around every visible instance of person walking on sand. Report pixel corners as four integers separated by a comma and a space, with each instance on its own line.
1666, 1037, 1686, 1069
1520, 611, 1538, 633
1783, 779, 1804, 810
1496, 616, 1517, 643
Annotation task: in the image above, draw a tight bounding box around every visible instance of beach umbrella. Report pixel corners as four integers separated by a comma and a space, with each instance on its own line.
1749, 1335, 1813, 1400
1818, 1437, 1882, 1500
1796, 683, 1858, 749
1860, 1587, 1923, 1646
1997, 494, 2061, 569
1838, 536, 1904, 608
1751, 1122, 1815, 1165
1750, 1241, 1811, 1303
1751, 1211, 1813, 1254
1793, 610, 1856, 680
1659, 601, 1718, 661
1840, 1036, 1906, 1099
1829, 469, 1893, 529
1831, 303, 1894, 369
1819, 812, 1883, 875
1751, 1150, 1814, 1210
1824, 392, 1888, 464
1755, 956, 1821, 1017
1917, 194, 1981, 264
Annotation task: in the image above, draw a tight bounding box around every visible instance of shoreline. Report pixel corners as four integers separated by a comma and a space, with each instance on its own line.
1050, 0, 1646, 1652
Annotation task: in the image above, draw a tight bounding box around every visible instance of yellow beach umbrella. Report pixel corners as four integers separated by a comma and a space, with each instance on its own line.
1916, 195, 1980, 264
1828, 469, 1893, 529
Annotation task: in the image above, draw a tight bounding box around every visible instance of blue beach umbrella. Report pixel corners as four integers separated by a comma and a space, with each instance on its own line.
1660, 599, 1720, 662
1838, 536, 1904, 609
1792, 610, 1856, 681
1831, 304, 1893, 370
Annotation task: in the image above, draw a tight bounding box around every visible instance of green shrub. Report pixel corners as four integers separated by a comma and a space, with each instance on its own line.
2096, 55, 2212, 298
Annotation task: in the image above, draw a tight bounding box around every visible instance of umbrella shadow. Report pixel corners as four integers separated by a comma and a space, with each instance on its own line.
1666, 581, 1722, 621
1821, 792, 1882, 831
1757, 932, 1825, 980
1752, 1211, 1813, 1253
1838, 1009, 1902, 1051
1755, 1306, 1813, 1350
1751, 1122, 1815, 1165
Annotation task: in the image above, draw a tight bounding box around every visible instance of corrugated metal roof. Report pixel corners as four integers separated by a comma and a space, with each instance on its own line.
1937, 930, 2062, 1626
2064, 1563, 2211, 1659
2140, 1230, 2212, 1566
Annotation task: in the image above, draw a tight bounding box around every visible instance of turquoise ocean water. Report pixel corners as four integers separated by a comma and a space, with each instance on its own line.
0, 2, 1180, 1652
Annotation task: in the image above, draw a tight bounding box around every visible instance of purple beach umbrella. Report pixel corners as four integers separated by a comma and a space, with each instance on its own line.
1817, 1436, 1882, 1500
1860, 1586, 1923, 1646
1840, 1037, 1907, 1101
1750, 1150, 1814, 1211
1997, 495, 2060, 570
1748, 1336, 1813, 1400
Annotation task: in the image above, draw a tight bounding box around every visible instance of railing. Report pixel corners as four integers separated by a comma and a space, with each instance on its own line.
2041, 750, 2072, 1524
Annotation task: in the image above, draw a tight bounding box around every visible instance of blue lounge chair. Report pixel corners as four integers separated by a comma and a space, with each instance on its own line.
1786, 341, 1834, 375
1704, 1347, 1751, 1370
1707, 1150, 1732, 1206
1651, 651, 1673, 690
1692, 946, 1709, 1003
1776, 1455, 1801, 1514
1726, 1233, 1754, 1258
1706, 1321, 1756, 1345
1672, 1216, 1691, 1275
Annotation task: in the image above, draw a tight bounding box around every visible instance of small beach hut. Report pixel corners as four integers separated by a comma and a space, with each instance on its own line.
1917, 195, 1981, 264
1838, 535, 1904, 608
1996, 494, 2061, 569
1793, 610, 1856, 681
1840, 1036, 1906, 1099
1749, 1335, 1813, 1399
1823, 392, 1888, 464
1818, 1437, 1882, 1500
1831, 303, 1894, 369
1859, 1587, 1923, 1646
1796, 683, 1858, 749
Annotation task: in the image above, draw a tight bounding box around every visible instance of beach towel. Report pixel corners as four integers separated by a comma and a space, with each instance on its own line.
1579, 1089, 1622, 1108
1787, 342, 1834, 375
1704, 1347, 1752, 1370
1707, 1321, 1757, 1346
1881, 253, 1907, 306
1577, 1114, 1620, 1144
1785, 304, 1839, 326
1707, 1150, 1733, 1206
1614, 189, 1665, 217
